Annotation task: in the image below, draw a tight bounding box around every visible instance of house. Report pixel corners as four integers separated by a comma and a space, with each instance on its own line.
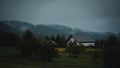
66, 34, 95, 46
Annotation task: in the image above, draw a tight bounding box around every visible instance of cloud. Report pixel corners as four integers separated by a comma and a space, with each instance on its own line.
0, 0, 120, 33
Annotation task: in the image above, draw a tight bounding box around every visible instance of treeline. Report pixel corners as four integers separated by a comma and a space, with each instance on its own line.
17, 30, 59, 61
0, 30, 67, 47
103, 35, 120, 68
90, 34, 120, 68
0, 31, 21, 47
91, 34, 120, 68
0, 30, 67, 61
45, 34, 67, 47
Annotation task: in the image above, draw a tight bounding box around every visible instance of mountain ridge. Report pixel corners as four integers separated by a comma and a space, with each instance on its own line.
0, 20, 115, 40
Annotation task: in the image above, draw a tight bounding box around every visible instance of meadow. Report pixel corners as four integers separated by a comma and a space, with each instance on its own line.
0, 47, 103, 68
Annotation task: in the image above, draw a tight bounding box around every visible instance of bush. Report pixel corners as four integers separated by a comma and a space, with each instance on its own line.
66, 43, 85, 57
37, 41, 59, 61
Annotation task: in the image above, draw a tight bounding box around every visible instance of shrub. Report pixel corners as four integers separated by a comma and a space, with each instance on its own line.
66, 43, 85, 57
37, 41, 59, 61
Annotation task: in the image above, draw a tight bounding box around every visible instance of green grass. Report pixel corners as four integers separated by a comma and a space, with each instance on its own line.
0, 47, 103, 68
54, 52, 103, 68
0, 63, 40, 68
0, 47, 18, 56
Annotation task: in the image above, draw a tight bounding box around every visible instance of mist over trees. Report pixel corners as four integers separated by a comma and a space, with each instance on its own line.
0, 21, 115, 40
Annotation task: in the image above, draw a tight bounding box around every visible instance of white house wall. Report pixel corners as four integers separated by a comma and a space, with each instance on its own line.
67, 37, 75, 46
67, 37, 95, 46
67, 37, 75, 43
82, 42, 95, 46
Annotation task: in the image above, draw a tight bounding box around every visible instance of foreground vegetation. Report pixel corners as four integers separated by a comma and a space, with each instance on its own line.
0, 47, 103, 68
0, 30, 120, 68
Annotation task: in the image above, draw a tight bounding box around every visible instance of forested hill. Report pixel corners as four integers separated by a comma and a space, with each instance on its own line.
0, 21, 114, 40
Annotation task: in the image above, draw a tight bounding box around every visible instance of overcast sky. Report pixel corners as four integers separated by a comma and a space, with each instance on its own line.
0, 0, 120, 33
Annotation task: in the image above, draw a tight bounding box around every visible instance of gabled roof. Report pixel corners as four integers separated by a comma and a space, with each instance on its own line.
68, 34, 95, 43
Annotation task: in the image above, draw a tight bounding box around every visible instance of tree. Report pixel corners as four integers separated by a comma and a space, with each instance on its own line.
38, 40, 59, 61
51, 35, 55, 41
23, 30, 36, 41
45, 36, 51, 41
66, 42, 85, 57
55, 34, 60, 44
18, 29, 36, 57
105, 35, 119, 48
0, 31, 21, 47
18, 30, 58, 62
55, 35, 67, 47
60, 35, 67, 47
103, 35, 120, 68
94, 40, 99, 48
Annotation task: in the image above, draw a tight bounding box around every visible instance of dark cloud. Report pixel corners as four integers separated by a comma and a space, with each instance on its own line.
0, 0, 120, 33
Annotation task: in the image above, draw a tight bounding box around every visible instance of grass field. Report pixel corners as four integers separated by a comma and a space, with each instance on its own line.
0, 47, 103, 68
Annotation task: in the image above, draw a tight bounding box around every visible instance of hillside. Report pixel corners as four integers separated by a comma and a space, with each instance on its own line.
0, 21, 114, 40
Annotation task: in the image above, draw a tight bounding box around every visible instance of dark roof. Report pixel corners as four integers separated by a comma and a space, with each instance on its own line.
70, 34, 95, 43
